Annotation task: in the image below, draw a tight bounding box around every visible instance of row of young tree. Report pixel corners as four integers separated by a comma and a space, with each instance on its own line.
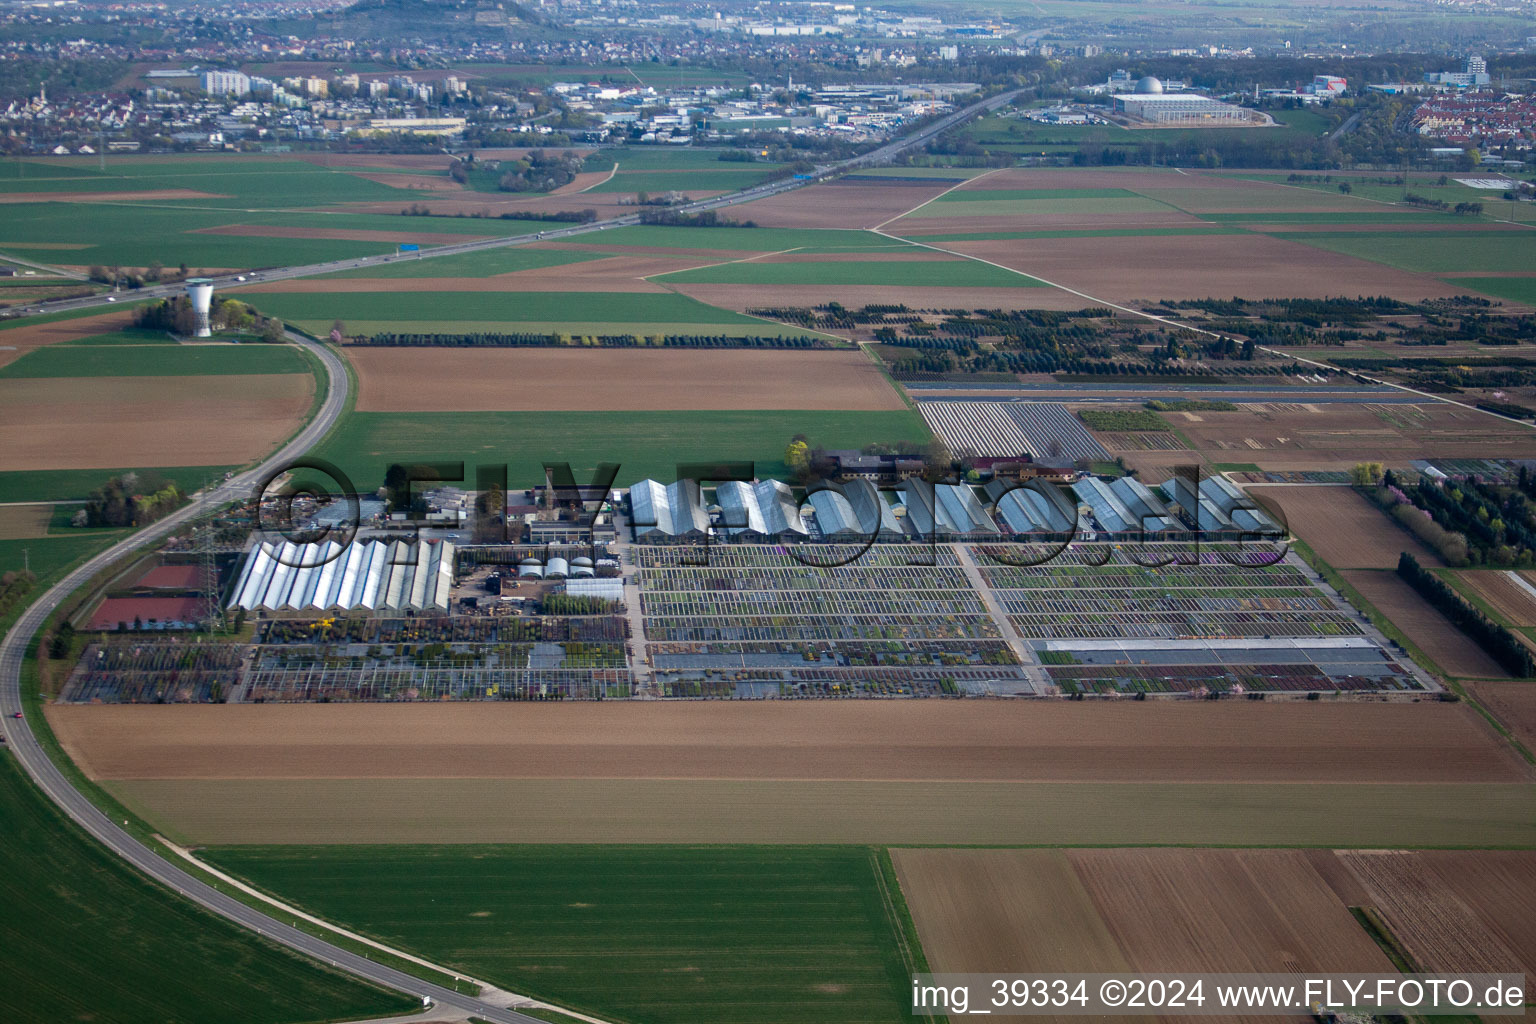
1397, 552, 1534, 677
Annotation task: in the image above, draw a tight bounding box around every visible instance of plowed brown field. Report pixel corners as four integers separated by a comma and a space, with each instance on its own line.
0, 374, 313, 470
731, 179, 959, 229
671, 282, 1088, 313
1466, 680, 1536, 753
1342, 569, 1509, 678
0, 309, 133, 368
1337, 850, 1529, 974
1248, 486, 1441, 569
1458, 571, 1536, 627
47, 701, 1525, 782
344, 347, 907, 412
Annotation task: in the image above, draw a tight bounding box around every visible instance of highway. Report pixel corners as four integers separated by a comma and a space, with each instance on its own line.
1, 86, 1024, 322
0, 90, 1022, 1018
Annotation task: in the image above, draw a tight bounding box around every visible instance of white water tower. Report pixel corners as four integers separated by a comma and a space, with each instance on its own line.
186, 277, 214, 338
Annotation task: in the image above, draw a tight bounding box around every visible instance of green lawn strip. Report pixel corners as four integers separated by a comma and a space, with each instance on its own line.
1446, 276, 1536, 306
0, 341, 311, 378
201, 844, 921, 1024
0, 465, 239, 504
654, 259, 1046, 287
249, 290, 767, 327
0, 751, 418, 1024
310, 408, 931, 491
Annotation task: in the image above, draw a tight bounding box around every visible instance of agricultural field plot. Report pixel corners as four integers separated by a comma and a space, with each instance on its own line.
1465, 680, 1536, 754
1341, 570, 1510, 679
308, 408, 929, 490
1337, 850, 1536, 976
101, 778, 1536, 846
0, 753, 414, 1024
571, 225, 920, 254
50, 700, 1524, 784
0, 308, 135, 368
0, 374, 314, 472
917, 399, 1110, 460
896, 848, 1392, 982
202, 845, 917, 1024
0, 504, 53, 540
0, 340, 310, 378
1248, 485, 1441, 569
1454, 570, 1536, 627
0, 464, 238, 504
1455, 276, 1536, 307
306, 246, 608, 280
652, 256, 1046, 288
726, 176, 961, 229
346, 347, 907, 413
1269, 229, 1536, 276
246, 288, 799, 337
631, 545, 1023, 697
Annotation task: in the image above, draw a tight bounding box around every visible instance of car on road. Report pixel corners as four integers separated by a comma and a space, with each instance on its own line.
106, 296, 116, 302
11, 712, 21, 719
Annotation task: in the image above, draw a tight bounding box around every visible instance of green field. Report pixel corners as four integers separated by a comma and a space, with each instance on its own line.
0, 157, 426, 208
589, 225, 921, 253
309, 409, 930, 490
57, 327, 181, 346
0, 533, 128, 635
1274, 231, 1536, 274
203, 845, 918, 1024
0, 465, 238, 502
0, 754, 413, 1024
250, 290, 772, 330
1449, 276, 1536, 306
654, 258, 1045, 287
314, 247, 610, 280
0, 342, 311, 378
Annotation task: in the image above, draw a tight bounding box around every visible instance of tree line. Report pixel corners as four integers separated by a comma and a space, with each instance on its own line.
1397, 552, 1534, 677
83, 471, 185, 528
351, 331, 837, 349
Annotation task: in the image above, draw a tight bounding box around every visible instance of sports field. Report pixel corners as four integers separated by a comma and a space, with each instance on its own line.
202, 845, 919, 1024
0, 753, 413, 1024
307, 408, 929, 489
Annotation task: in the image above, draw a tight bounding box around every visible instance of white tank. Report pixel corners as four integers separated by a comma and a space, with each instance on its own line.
186, 278, 214, 338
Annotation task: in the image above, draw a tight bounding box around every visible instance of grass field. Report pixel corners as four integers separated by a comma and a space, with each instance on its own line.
309, 408, 930, 489
0, 464, 238, 502
0, 533, 128, 635
202, 845, 918, 1024
314, 247, 606, 280
1448, 276, 1536, 306
0, 342, 310, 378
653, 258, 1045, 287
249, 289, 770, 330
1277, 231, 1536, 274
0, 753, 413, 1024
106, 779, 1536, 847
57, 327, 181, 346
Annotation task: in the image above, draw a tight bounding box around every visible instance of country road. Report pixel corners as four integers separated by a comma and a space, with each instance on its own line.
0, 87, 1026, 1020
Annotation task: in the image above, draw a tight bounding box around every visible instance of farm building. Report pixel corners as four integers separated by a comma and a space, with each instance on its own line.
716, 480, 809, 540
564, 577, 624, 602
1112, 477, 1180, 533
1158, 477, 1235, 533
901, 479, 1001, 538
629, 479, 709, 540
1199, 476, 1282, 534
807, 480, 904, 539
228, 539, 455, 613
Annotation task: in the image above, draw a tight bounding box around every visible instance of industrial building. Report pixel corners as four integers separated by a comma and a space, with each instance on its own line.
900, 479, 1000, 538
806, 480, 904, 539
228, 539, 455, 613
629, 479, 709, 539
1112, 78, 1252, 124
715, 479, 809, 540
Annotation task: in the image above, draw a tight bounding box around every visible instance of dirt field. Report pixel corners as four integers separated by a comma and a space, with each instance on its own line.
193, 224, 494, 245
344, 347, 908, 412
0, 374, 313, 470
348, 172, 464, 192
731, 178, 959, 229
99, 778, 1536, 846
47, 701, 1526, 783
0, 504, 52, 539
935, 235, 1466, 304
1338, 850, 1529, 974
1458, 570, 1536, 627
1248, 486, 1441, 569
0, 310, 133, 368
1410, 851, 1536, 977
1342, 570, 1509, 678
1466, 681, 1536, 753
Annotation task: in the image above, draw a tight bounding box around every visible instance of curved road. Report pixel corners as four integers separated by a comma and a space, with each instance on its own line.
0, 88, 1027, 1020
0, 331, 549, 1021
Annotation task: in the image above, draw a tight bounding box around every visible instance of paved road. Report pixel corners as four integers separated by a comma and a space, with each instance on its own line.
0, 87, 1025, 323
0, 331, 552, 1022
0, 92, 1026, 1017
